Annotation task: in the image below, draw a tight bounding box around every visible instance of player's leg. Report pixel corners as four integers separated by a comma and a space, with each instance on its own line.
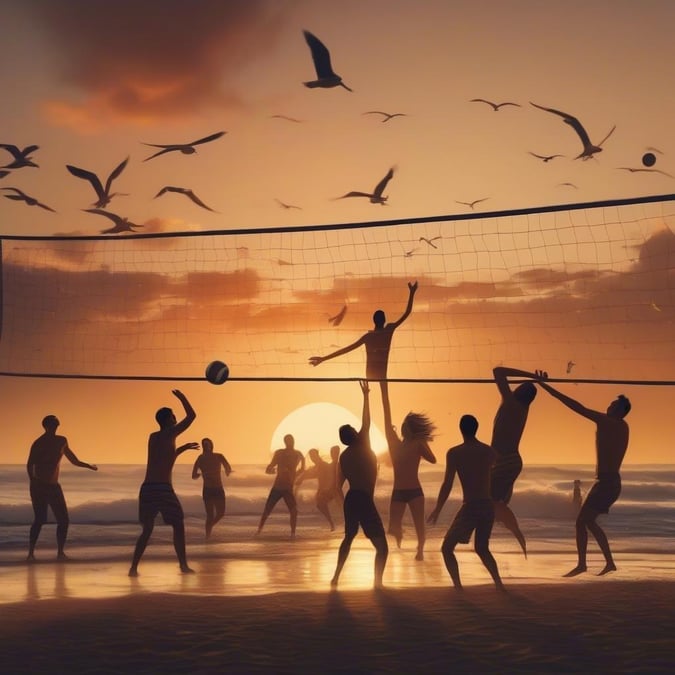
563, 507, 594, 577
316, 493, 334, 530
204, 495, 216, 538
372, 535, 389, 588
282, 492, 298, 538
212, 492, 226, 527
494, 500, 527, 557
28, 483, 48, 560
129, 516, 155, 576
441, 530, 463, 589
587, 517, 616, 575
50, 485, 70, 560
387, 498, 405, 548
408, 495, 427, 560
474, 518, 504, 590
257, 490, 281, 533
331, 494, 358, 587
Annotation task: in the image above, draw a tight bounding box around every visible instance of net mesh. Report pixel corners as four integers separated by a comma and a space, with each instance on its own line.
1, 194, 673, 382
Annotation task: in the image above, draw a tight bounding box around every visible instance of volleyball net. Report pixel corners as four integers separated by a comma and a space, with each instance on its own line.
0, 193, 673, 383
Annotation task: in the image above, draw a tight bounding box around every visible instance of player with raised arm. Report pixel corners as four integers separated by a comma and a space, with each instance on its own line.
535, 372, 631, 577
331, 380, 388, 588
296, 448, 342, 531
129, 390, 199, 577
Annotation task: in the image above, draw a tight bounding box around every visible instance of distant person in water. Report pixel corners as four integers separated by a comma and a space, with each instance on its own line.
382, 387, 436, 560
296, 448, 342, 530
490, 366, 542, 557
428, 414, 503, 590
26, 415, 98, 561
309, 281, 418, 407
331, 380, 388, 588
192, 437, 232, 540
257, 434, 305, 539
129, 390, 199, 577
535, 373, 631, 577
572, 480, 583, 515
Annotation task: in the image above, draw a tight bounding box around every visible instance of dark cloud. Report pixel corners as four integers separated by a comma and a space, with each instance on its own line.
25, 0, 293, 128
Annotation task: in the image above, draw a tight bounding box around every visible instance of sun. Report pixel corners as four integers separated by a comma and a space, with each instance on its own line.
270, 402, 388, 456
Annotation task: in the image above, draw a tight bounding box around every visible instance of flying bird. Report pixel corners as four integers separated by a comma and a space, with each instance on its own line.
419, 236, 441, 249
66, 157, 129, 208
0, 144, 39, 169
328, 305, 348, 326
528, 152, 564, 163
303, 30, 352, 92
403, 248, 418, 258
84, 208, 143, 234
557, 182, 578, 189
616, 166, 674, 178
141, 131, 226, 162
530, 102, 615, 160
275, 198, 302, 210
336, 167, 395, 205
2, 187, 55, 211
270, 115, 304, 123
363, 111, 407, 123
470, 99, 520, 111
566, 360, 576, 374
154, 186, 217, 212
456, 198, 489, 210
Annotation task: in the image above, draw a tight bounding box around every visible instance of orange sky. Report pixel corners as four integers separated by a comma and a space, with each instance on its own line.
0, 0, 673, 465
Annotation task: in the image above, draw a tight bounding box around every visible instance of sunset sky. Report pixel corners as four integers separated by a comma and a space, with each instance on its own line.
0, 0, 673, 466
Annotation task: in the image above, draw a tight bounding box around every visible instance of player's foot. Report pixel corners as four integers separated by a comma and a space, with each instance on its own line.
56, 552, 70, 562
128, 567, 139, 577
415, 550, 424, 561
598, 562, 617, 576
180, 565, 196, 574
563, 564, 587, 577
330, 576, 339, 588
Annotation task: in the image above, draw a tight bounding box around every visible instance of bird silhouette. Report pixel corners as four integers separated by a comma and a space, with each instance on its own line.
616, 166, 674, 178
66, 157, 129, 208
84, 209, 143, 234
328, 305, 348, 326
363, 111, 407, 123
403, 248, 418, 258
530, 102, 615, 160
303, 30, 352, 92
154, 186, 217, 211
275, 198, 302, 210
0, 144, 39, 169
566, 360, 576, 374
2, 187, 55, 211
557, 182, 578, 189
142, 131, 226, 162
419, 236, 441, 249
0, 170, 9, 180
470, 99, 520, 111
455, 198, 488, 210
270, 114, 304, 123
528, 151, 564, 163
336, 167, 394, 204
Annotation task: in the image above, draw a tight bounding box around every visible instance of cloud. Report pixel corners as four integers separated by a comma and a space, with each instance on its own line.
25, 0, 293, 130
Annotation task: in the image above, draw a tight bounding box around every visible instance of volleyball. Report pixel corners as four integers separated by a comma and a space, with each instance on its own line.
642, 152, 656, 167
205, 360, 229, 385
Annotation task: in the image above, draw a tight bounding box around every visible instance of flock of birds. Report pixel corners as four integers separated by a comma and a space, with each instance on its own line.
1, 30, 671, 234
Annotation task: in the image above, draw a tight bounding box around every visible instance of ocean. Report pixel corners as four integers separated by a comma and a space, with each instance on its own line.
1, 463, 674, 602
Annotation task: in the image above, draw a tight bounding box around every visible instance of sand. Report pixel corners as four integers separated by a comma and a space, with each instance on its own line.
1, 579, 674, 674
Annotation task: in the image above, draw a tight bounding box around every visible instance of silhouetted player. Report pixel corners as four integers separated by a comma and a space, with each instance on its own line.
490, 366, 541, 556
129, 390, 199, 576
27, 415, 98, 561
257, 434, 305, 539
536, 374, 631, 577
192, 437, 232, 539
428, 414, 503, 590
296, 448, 342, 530
331, 380, 388, 588
309, 281, 418, 406
382, 387, 436, 560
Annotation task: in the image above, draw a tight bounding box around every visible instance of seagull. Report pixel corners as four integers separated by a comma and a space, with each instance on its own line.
328, 305, 348, 326
275, 198, 302, 210
616, 166, 674, 178
557, 182, 578, 189
84, 208, 143, 234
419, 236, 441, 249
270, 114, 304, 123
2, 187, 55, 211
363, 111, 407, 123
336, 167, 394, 205
142, 131, 226, 162
403, 248, 418, 258
154, 186, 217, 211
470, 99, 520, 111
303, 30, 352, 92
530, 102, 615, 160
455, 198, 489, 210
0, 144, 39, 169
529, 151, 565, 163
66, 157, 129, 208
566, 360, 576, 374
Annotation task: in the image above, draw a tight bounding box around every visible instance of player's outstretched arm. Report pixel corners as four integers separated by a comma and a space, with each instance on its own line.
64, 445, 98, 471
309, 336, 365, 366
359, 379, 371, 435
176, 441, 200, 457
537, 379, 601, 423
172, 389, 196, 433
390, 280, 418, 328
493, 366, 542, 398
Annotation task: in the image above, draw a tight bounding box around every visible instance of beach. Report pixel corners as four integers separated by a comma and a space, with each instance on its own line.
2, 576, 674, 674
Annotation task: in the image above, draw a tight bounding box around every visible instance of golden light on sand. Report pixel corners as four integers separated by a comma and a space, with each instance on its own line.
269, 402, 388, 456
